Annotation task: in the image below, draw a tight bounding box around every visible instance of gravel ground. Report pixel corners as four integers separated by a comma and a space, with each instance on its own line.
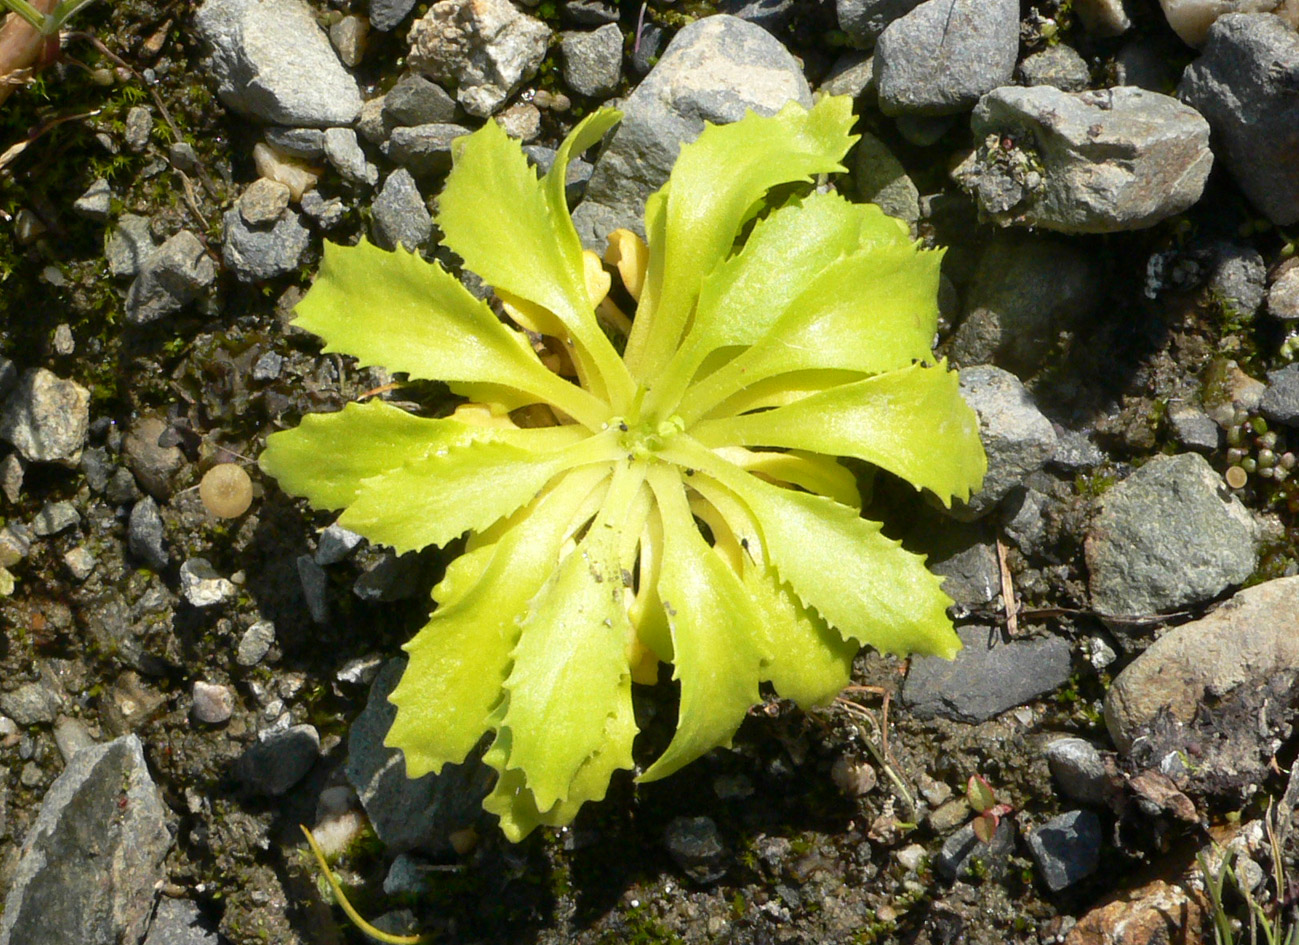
1, 1, 1298, 943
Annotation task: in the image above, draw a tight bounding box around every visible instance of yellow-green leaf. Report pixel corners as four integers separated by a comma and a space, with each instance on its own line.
693, 361, 986, 507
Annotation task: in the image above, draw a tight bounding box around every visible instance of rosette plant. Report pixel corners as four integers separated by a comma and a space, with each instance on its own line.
260, 95, 986, 840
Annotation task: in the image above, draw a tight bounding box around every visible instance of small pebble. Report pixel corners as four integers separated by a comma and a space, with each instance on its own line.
237, 621, 277, 666
32, 501, 80, 537
52, 324, 74, 355
239, 178, 291, 226
191, 680, 234, 724
179, 557, 236, 607
62, 546, 96, 581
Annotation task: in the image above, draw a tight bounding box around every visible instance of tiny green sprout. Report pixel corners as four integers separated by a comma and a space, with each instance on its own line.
260, 95, 987, 840
966, 774, 1012, 844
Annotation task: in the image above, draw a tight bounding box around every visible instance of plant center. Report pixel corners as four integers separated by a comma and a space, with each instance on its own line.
613, 414, 685, 460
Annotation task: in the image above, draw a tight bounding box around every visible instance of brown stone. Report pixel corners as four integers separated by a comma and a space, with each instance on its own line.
1065, 880, 1209, 945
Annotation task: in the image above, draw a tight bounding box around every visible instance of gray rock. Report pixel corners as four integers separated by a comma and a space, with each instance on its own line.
718, 0, 796, 31
1018, 43, 1091, 91
629, 21, 665, 76
562, 0, 619, 25
407, 0, 551, 118
1268, 265, 1299, 321
852, 131, 918, 224
1260, 363, 1299, 427
1, 451, 22, 503
141, 898, 219, 945
382, 73, 458, 126
561, 24, 623, 98
123, 416, 181, 501
221, 208, 310, 282
263, 126, 325, 159
324, 127, 377, 186
1179, 14, 1299, 225
315, 522, 364, 565
32, 501, 79, 537
904, 625, 1073, 722
1085, 453, 1258, 620
236, 621, 276, 666
920, 518, 999, 608
0, 735, 172, 945
128, 498, 169, 570
345, 660, 493, 854
1207, 241, 1266, 318
371, 168, 432, 251
251, 350, 283, 381
1027, 810, 1102, 892
936, 815, 1015, 881
352, 552, 424, 601
125, 105, 153, 151
238, 178, 290, 225
951, 365, 1058, 520
955, 86, 1212, 233
664, 816, 728, 884
1104, 576, 1299, 752
820, 50, 876, 99
368, 0, 419, 31
297, 554, 329, 623
105, 214, 156, 278
125, 230, 218, 324
191, 681, 234, 724
72, 178, 112, 221
1045, 737, 1112, 806
196, 0, 362, 127
0, 680, 63, 726
948, 236, 1097, 373
179, 558, 235, 607
329, 13, 369, 67
300, 191, 346, 230
874, 0, 1018, 116
1168, 404, 1222, 452
385, 122, 470, 178
835, 0, 924, 48
63, 546, 96, 581
168, 141, 199, 172
0, 522, 31, 567
1002, 487, 1047, 557
0, 369, 90, 467
239, 724, 320, 795
573, 15, 812, 247
53, 716, 96, 762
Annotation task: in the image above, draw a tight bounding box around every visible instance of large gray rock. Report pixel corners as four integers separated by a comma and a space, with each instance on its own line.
221, 208, 311, 283
345, 659, 493, 855
1085, 453, 1258, 620
903, 625, 1073, 722
1105, 577, 1299, 777
125, 230, 217, 325
0, 735, 173, 945
1026, 810, 1102, 892
955, 86, 1212, 233
950, 365, 1058, 520
948, 236, 1097, 373
407, 0, 551, 118
874, 0, 1019, 116
196, 0, 362, 127
836, 0, 924, 47
0, 369, 90, 467
572, 14, 811, 248
1179, 14, 1299, 225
